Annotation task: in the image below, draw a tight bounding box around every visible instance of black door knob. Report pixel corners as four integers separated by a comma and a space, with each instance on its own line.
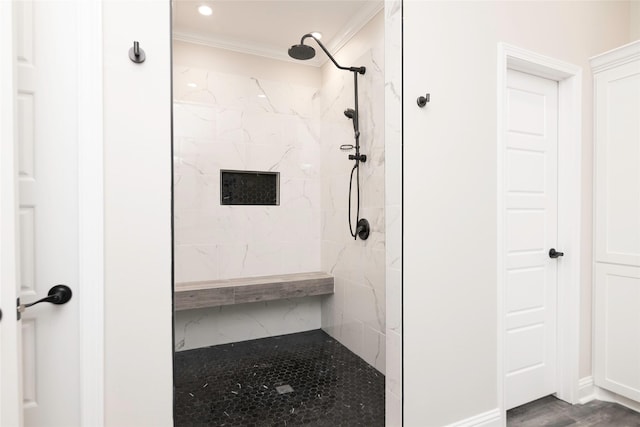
549, 248, 564, 258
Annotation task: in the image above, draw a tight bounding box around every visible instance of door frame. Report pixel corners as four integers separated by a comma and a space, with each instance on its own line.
496, 43, 582, 420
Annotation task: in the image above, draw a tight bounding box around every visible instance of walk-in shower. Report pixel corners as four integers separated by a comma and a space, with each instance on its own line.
172, 4, 387, 423
289, 33, 370, 240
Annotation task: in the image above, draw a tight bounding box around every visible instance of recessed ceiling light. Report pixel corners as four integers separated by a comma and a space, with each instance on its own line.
187, 83, 197, 88
257, 94, 267, 98
198, 5, 213, 16
311, 32, 322, 40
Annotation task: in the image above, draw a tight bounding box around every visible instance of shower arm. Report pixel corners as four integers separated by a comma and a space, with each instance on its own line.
300, 34, 366, 75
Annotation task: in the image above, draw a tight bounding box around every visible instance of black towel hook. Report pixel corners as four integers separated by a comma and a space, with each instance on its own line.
129, 41, 146, 64
417, 93, 430, 108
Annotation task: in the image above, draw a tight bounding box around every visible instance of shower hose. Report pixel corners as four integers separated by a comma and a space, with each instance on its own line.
348, 162, 360, 240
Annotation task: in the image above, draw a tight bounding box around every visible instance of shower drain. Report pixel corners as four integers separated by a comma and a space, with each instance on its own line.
275, 384, 294, 394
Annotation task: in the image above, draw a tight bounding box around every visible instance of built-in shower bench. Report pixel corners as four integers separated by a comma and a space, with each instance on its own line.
174, 272, 334, 311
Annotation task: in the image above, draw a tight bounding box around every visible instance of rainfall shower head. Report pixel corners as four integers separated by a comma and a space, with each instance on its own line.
288, 43, 316, 60
288, 33, 366, 75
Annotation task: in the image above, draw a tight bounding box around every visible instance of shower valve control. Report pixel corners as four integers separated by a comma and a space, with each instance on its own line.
349, 154, 367, 162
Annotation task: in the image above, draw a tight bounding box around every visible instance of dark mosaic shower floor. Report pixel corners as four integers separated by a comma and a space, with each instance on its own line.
174, 329, 385, 427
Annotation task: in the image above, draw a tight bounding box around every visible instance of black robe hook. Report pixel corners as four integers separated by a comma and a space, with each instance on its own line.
129, 41, 146, 64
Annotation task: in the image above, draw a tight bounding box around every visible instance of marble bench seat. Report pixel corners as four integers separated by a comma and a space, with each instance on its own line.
174, 272, 334, 311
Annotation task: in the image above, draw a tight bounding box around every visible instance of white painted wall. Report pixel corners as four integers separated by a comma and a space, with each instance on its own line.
403, 1, 630, 425
631, 0, 640, 41
319, 11, 386, 374
103, 1, 173, 425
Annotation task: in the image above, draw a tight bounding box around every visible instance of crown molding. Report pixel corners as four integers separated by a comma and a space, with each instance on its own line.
173, 0, 383, 68
325, 0, 383, 59
590, 40, 640, 73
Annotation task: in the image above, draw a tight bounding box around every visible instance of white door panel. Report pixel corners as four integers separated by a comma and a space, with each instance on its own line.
594, 264, 640, 401
6, 1, 81, 426
20, 2, 80, 425
594, 61, 640, 266
504, 69, 558, 410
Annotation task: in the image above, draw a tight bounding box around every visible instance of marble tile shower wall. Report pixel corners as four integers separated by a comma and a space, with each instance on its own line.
173, 66, 322, 282
317, 44, 386, 374
384, 0, 403, 424
173, 63, 325, 350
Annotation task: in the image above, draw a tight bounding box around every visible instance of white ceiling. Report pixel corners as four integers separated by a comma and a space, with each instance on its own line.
172, 0, 382, 66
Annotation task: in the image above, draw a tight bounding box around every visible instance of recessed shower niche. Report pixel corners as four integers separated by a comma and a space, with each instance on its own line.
172, 0, 393, 424
220, 170, 280, 206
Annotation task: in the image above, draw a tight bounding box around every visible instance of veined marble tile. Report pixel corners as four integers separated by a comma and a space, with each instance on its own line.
174, 297, 322, 351
173, 103, 217, 139
347, 283, 384, 333
385, 0, 402, 413
386, 204, 401, 270
176, 138, 247, 176
174, 244, 219, 283
174, 210, 218, 246
280, 239, 321, 273
386, 391, 402, 427
241, 111, 283, 146
362, 170, 386, 209
339, 314, 364, 358
174, 67, 217, 105
386, 329, 402, 397
174, 173, 218, 212
215, 108, 245, 143
320, 209, 349, 244
363, 325, 386, 374
281, 179, 320, 210
386, 267, 401, 334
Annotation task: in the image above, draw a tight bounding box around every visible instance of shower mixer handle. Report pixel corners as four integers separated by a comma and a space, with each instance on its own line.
349, 154, 367, 162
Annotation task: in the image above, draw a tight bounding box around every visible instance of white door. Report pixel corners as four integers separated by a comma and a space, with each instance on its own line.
503, 69, 559, 410
1, 1, 80, 426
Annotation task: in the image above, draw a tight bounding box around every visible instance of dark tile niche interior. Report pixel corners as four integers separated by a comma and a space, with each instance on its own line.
220, 170, 279, 206
174, 330, 385, 426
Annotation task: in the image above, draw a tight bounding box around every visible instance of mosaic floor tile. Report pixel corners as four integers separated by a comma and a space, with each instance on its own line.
174, 329, 385, 426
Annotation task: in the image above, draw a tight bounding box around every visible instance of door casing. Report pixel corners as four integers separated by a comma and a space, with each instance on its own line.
497, 43, 582, 421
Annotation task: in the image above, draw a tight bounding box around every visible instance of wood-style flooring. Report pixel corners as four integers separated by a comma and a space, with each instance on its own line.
508, 396, 640, 427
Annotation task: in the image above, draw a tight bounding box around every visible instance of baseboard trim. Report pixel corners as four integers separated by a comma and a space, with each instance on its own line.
578, 376, 596, 404
446, 408, 502, 427
594, 386, 640, 413
578, 377, 640, 413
